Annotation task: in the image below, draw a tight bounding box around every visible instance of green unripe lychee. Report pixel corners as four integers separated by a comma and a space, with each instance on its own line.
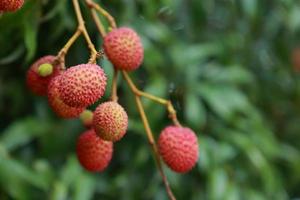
38, 63, 54, 77
80, 109, 94, 128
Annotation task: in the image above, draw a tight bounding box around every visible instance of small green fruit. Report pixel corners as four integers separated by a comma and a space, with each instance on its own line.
38, 63, 54, 77
80, 109, 94, 128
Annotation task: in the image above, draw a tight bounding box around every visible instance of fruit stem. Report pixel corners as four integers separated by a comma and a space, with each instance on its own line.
72, 0, 98, 64
110, 68, 119, 102
55, 29, 82, 69
134, 96, 176, 200
89, 8, 106, 38
85, 0, 117, 29
122, 71, 181, 127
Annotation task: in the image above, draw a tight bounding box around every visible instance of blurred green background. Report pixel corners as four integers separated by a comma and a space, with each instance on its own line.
1, 0, 300, 199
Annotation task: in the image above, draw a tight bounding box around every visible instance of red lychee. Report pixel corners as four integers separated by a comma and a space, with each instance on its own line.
26, 55, 62, 96
158, 126, 199, 173
93, 101, 128, 142
103, 27, 144, 71
47, 75, 85, 118
0, 0, 24, 12
59, 64, 107, 108
76, 129, 113, 172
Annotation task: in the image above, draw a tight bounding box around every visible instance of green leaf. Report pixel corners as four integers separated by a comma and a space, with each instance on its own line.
73, 174, 96, 200
0, 117, 49, 151
197, 84, 250, 120
184, 93, 206, 128
23, 2, 40, 61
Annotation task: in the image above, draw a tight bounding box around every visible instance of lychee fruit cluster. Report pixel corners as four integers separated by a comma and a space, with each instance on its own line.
0, 0, 24, 12
26, 55, 128, 172
158, 126, 199, 173
104, 27, 144, 71
26, 25, 198, 177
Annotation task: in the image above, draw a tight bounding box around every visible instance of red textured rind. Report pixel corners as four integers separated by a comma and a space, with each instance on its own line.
48, 75, 85, 118
93, 101, 128, 142
76, 129, 113, 172
59, 64, 107, 108
0, 0, 24, 12
158, 126, 199, 173
26, 55, 62, 96
103, 27, 144, 71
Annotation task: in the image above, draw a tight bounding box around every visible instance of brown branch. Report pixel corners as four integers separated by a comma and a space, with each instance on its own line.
134, 96, 176, 200
89, 9, 106, 38
55, 29, 82, 69
122, 71, 181, 126
85, 0, 117, 29
72, 0, 98, 64
110, 69, 119, 101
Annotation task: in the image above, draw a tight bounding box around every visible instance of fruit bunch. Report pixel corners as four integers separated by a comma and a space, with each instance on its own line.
25, 0, 199, 198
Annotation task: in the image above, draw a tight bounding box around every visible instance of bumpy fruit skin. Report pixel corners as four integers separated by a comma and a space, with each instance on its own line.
158, 126, 199, 173
59, 64, 107, 108
0, 0, 24, 12
103, 27, 144, 71
26, 55, 62, 96
48, 75, 85, 118
93, 101, 128, 142
76, 129, 113, 172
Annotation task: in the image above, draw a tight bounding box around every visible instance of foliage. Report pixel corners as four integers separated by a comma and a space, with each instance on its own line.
1, 0, 300, 199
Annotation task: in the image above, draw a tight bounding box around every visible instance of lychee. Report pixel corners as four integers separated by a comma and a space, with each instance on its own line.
59, 64, 107, 108
80, 109, 94, 128
103, 27, 144, 71
158, 126, 199, 173
93, 101, 128, 142
0, 0, 24, 12
47, 75, 85, 118
76, 129, 113, 172
26, 55, 62, 96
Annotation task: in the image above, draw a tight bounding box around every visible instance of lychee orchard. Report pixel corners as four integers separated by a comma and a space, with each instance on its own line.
19, 0, 200, 199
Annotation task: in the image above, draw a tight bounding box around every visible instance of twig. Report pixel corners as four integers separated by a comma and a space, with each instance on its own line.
110, 69, 119, 101
122, 71, 181, 126
72, 0, 98, 64
89, 9, 106, 38
134, 96, 176, 200
85, 0, 117, 29
55, 29, 82, 69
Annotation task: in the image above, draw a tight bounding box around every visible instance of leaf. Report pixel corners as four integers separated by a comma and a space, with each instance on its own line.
208, 168, 228, 200
0, 146, 50, 191
197, 84, 250, 120
23, 1, 40, 61
0, 117, 49, 151
184, 93, 206, 129
50, 181, 68, 200
73, 174, 96, 200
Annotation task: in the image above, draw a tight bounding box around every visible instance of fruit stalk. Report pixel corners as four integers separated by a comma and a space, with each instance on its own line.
122, 71, 181, 126
90, 8, 106, 37
110, 69, 119, 102
134, 95, 176, 200
72, 0, 98, 64
55, 29, 82, 69
85, 0, 117, 29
